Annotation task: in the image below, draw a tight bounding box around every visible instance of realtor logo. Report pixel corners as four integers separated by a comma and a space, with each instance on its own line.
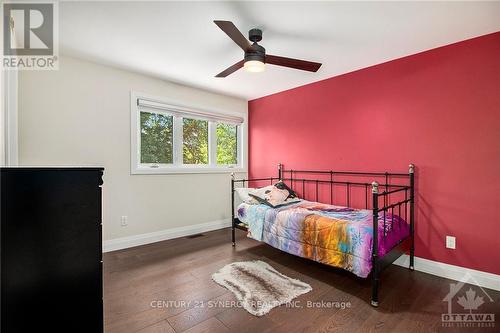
2, 2, 58, 69
442, 273, 495, 328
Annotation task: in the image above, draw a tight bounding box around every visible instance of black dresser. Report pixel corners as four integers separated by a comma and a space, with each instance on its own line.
0, 168, 104, 333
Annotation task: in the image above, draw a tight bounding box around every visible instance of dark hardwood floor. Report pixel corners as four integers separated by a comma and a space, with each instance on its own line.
103, 228, 499, 333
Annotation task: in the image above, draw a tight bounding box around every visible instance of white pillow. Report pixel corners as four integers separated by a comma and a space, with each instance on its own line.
235, 187, 260, 204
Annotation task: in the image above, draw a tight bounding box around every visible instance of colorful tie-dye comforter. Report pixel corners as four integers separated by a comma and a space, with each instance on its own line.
237, 200, 409, 278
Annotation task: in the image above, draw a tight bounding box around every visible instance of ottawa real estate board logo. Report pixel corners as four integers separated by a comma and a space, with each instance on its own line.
442, 273, 495, 328
2, 2, 58, 70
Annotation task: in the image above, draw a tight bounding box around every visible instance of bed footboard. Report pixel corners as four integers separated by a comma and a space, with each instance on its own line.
370, 164, 415, 307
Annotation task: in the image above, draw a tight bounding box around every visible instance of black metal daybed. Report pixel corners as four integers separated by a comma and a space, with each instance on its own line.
230, 163, 415, 307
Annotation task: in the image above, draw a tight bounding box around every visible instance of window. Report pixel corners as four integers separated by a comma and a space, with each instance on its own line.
183, 118, 208, 164
217, 123, 238, 165
131, 93, 245, 174
140, 111, 173, 164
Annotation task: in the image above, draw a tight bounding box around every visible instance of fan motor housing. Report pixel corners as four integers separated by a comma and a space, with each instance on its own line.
248, 28, 262, 42
245, 43, 265, 63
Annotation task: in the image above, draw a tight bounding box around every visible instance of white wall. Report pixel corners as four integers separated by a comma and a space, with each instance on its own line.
1, 69, 18, 166
18, 56, 247, 247
1, 9, 19, 166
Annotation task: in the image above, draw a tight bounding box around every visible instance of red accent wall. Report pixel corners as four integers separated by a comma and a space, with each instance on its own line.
248, 32, 500, 275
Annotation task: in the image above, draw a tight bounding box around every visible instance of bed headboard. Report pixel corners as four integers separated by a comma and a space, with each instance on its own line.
276, 163, 414, 211
231, 162, 414, 225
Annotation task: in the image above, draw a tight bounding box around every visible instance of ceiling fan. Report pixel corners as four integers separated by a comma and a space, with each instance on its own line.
214, 20, 322, 77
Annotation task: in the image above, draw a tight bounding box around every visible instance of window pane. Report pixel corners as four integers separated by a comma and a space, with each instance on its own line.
183, 118, 208, 164
140, 111, 173, 164
217, 123, 238, 165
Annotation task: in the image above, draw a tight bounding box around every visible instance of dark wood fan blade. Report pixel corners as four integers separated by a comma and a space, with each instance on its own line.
215, 60, 244, 77
214, 20, 251, 51
266, 55, 322, 72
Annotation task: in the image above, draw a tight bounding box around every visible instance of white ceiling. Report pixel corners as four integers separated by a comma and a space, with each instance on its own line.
59, 1, 500, 100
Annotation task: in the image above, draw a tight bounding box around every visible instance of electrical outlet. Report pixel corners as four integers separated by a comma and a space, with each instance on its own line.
446, 236, 456, 249
121, 216, 128, 227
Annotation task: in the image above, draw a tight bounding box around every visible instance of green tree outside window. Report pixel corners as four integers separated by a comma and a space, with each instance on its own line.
140, 111, 173, 164
183, 118, 208, 164
217, 123, 238, 165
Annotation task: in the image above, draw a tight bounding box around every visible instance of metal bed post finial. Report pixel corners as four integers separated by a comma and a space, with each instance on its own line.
371, 181, 379, 194
409, 164, 415, 174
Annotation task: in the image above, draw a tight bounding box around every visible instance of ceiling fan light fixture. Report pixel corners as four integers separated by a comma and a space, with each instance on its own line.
213, 20, 321, 77
244, 60, 265, 73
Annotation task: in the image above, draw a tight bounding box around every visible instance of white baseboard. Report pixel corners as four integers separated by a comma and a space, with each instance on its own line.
103, 219, 231, 253
104, 224, 500, 292
393, 255, 500, 291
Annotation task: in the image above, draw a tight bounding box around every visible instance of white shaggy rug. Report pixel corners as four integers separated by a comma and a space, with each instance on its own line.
212, 260, 312, 316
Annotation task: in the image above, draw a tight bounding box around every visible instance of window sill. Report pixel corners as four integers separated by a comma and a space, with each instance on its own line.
131, 166, 247, 175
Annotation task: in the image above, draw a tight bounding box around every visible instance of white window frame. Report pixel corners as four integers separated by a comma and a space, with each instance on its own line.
131, 91, 247, 174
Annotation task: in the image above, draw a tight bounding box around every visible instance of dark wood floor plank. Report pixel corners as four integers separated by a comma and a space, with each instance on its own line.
181, 317, 229, 333
167, 292, 235, 332
104, 228, 500, 333
105, 275, 228, 321
136, 320, 176, 333
105, 307, 173, 333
